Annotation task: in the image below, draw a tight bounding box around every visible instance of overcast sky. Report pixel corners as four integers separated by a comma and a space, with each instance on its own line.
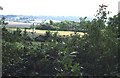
0, 0, 120, 17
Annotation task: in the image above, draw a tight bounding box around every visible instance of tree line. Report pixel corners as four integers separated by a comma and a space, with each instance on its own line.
1, 4, 120, 77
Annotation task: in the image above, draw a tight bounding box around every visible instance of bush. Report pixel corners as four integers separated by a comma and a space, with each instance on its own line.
36, 24, 56, 30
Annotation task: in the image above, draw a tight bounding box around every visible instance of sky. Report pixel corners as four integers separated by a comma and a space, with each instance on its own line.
0, 0, 120, 17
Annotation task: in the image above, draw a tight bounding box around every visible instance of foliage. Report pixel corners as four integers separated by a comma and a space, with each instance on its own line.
35, 24, 56, 30
108, 13, 120, 37
35, 20, 88, 32
0, 17, 8, 26
49, 20, 53, 25
2, 4, 119, 77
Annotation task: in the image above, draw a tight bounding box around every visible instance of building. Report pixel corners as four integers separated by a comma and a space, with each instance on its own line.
118, 1, 120, 13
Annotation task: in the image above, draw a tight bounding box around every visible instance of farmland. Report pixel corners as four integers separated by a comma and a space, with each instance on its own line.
1, 4, 120, 77
8, 28, 85, 36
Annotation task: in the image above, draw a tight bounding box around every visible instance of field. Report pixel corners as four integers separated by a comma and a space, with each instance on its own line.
2, 4, 119, 76
8, 28, 85, 36
5, 21, 85, 36
5, 21, 32, 28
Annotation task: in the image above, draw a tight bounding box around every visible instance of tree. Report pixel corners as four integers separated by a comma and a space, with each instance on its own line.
95, 4, 111, 22
74, 4, 119, 76
49, 20, 53, 25
0, 6, 3, 10
108, 13, 120, 38
0, 17, 8, 27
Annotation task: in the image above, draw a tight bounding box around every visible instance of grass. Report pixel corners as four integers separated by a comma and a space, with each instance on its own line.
7, 28, 85, 36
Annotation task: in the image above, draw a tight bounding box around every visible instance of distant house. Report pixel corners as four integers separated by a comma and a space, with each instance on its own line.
119, 1, 120, 13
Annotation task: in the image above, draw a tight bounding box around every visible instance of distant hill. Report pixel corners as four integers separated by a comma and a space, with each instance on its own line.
0, 15, 92, 22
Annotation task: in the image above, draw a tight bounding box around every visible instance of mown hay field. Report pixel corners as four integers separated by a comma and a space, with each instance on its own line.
8, 28, 85, 36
